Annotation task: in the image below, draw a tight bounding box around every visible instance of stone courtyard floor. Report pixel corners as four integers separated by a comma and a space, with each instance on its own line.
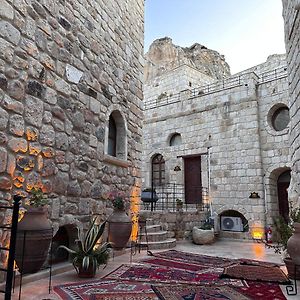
8, 239, 300, 300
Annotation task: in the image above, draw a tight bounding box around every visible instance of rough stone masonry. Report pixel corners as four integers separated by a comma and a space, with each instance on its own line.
0, 0, 144, 272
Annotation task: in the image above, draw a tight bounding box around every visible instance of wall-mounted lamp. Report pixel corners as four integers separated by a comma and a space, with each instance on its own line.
174, 165, 181, 171
249, 192, 260, 199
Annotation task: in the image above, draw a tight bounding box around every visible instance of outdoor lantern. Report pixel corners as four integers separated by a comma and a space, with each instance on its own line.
251, 222, 264, 240
249, 192, 260, 199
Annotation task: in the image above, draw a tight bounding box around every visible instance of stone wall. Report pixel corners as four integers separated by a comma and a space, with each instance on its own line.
0, 0, 144, 270
282, 0, 300, 207
142, 55, 290, 237
144, 64, 215, 109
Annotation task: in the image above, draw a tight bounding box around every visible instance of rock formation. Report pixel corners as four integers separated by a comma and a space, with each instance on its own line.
145, 37, 231, 81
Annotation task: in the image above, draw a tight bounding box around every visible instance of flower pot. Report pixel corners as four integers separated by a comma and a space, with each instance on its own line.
287, 222, 300, 265
284, 257, 300, 279
108, 209, 132, 250
15, 207, 52, 274
77, 264, 96, 278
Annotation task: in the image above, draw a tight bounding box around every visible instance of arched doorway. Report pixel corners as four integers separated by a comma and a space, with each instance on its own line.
277, 170, 291, 223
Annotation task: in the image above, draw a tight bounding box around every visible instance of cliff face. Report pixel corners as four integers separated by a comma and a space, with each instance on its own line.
145, 37, 231, 81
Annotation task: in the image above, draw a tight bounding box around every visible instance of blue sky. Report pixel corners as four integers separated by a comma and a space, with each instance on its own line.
145, 0, 286, 74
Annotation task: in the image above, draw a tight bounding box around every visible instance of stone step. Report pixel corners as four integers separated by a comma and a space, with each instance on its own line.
144, 224, 161, 233
138, 238, 176, 250
138, 230, 168, 242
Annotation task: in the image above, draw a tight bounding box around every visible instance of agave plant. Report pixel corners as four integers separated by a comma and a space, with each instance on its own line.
59, 217, 111, 277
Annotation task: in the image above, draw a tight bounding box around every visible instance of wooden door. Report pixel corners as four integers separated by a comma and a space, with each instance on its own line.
184, 156, 202, 204
278, 182, 290, 223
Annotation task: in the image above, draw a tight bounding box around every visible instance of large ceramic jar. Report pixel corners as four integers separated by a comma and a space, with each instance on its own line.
108, 209, 132, 250
287, 222, 300, 265
15, 207, 52, 274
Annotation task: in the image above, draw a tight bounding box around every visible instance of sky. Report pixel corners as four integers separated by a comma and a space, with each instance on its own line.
144, 0, 286, 74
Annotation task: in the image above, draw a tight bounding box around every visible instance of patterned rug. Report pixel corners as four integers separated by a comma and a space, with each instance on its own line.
141, 257, 212, 273
151, 250, 235, 268
54, 279, 157, 300
221, 263, 291, 284
239, 281, 287, 300
104, 264, 245, 287
152, 284, 251, 300
151, 250, 281, 268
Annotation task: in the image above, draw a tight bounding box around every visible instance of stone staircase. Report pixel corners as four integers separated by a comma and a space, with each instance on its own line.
136, 219, 176, 250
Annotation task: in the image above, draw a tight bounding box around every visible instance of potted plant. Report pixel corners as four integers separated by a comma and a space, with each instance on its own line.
107, 190, 132, 250
59, 217, 111, 278
270, 205, 300, 279
15, 187, 52, 274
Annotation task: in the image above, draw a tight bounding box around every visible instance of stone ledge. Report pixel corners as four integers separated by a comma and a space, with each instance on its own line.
103, 154, 130, 168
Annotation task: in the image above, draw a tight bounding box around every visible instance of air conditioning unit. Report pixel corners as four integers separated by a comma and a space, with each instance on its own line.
221, 216, 244, 232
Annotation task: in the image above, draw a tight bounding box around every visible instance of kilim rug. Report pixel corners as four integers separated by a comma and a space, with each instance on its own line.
239, 281, 287, 300
151, 250, 235, 268
221, 263, 291, 284
54, 279, 157, 300
141, 257, 215, 273
151, 250, 281, 268
103, 264, 245, 287
152, 284, 251, 300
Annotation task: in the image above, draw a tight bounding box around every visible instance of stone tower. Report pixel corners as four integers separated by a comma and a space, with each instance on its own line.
282, 0, 300, 208
0, 0, 144, 271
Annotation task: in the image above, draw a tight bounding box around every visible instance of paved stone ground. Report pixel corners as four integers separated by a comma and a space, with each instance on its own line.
8, 239, 300, 300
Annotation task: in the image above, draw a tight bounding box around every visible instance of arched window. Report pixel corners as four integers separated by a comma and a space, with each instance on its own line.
108, 115, 117, 156
152, 154, 165, 186
169, 133, 182, 146
106, 110, 127, 160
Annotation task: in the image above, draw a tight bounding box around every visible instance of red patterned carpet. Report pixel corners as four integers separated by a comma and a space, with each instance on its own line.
54, 280, 157, 300
54, 250, 287, 300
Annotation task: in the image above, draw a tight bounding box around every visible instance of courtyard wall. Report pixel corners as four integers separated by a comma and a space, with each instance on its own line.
0, 0, 144, 270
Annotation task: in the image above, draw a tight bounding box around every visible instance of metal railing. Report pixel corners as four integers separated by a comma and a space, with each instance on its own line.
259, 66, 287, 83
144, 73, 250, 110
0, 195, 22, 300
144, 65, 288, 110
141, 183, 209, 212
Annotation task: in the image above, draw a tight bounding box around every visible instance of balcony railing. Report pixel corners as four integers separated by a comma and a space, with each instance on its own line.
140, 183, 210, 212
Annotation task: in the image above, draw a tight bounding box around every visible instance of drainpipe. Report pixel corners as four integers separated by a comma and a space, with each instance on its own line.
207, 146, 213, 217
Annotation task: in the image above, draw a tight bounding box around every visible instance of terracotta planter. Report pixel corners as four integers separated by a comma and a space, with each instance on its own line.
77, 264, 96, 278
108, 209, 132, 249
284, 257, 300, 280
287, 222, 300, 265
15, 207, 52, 274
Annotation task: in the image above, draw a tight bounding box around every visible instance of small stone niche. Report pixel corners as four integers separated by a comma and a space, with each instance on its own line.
50, 224, 77, 264
219, 210, 249, 239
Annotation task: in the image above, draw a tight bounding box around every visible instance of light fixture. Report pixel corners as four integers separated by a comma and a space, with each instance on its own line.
249, 192, 260, 199
174, 165, 181, 171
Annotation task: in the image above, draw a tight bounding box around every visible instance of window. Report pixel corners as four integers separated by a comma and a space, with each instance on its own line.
152, 154, 165, 186
106, 110, 127, 161
271, 107, 290, 131
108, 115, 117, 156
169, 133, 182, 146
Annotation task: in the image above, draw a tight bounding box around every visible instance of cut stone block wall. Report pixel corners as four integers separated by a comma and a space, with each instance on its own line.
0, 0, 144, 274
142, 56, 290, 236
282, 0, 300, 207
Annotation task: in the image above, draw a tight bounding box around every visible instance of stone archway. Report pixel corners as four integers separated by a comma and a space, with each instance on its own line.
264, 165, 291, 225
